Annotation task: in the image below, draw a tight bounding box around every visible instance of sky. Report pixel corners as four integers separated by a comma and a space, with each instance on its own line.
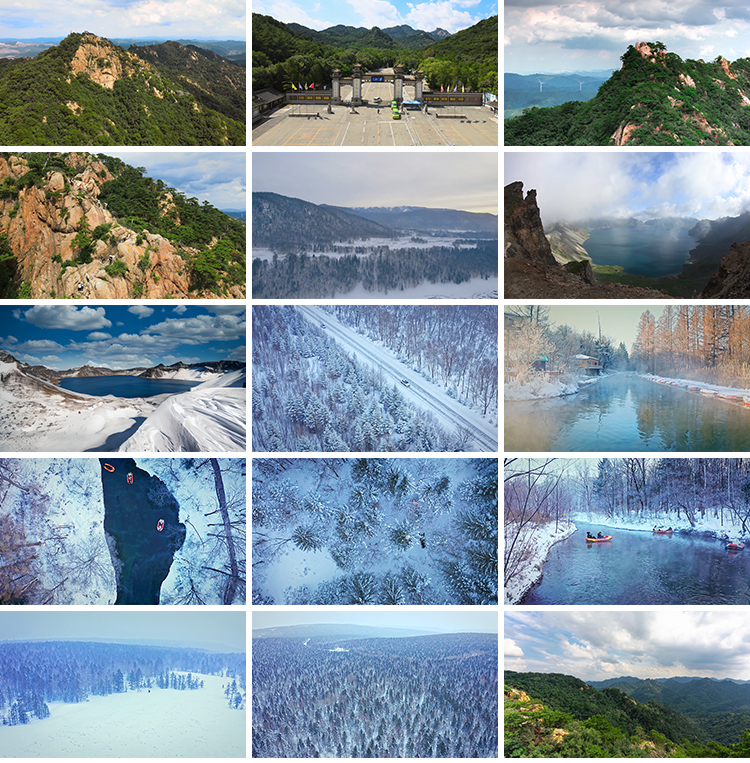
252, 0, 495, 34
253, 153, 497, 214
0, 611, 245, 652
0, 304, 246, 370
252, 610, 498, 633
504, 152, 750, 226
0, 0, 245, 40
530, 305, 664, 350
505, 0, 750, 74
505, 611, 750, 681
101, 151, 245, 211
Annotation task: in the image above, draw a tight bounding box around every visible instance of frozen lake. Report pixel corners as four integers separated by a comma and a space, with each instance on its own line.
0, 673, 244, 757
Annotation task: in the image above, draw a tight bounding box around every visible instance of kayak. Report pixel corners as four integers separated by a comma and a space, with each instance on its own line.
653, 529, 673, 534
726, 542, 745, 550
586, 535, 612, 542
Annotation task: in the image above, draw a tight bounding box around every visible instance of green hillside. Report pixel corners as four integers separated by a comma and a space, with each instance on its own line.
505, 41, 750, 145
0, 32, 245, 146
252, 13, 497, 93
504, 671, 745, 758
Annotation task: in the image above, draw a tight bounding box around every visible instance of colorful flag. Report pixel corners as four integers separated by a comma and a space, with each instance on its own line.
453, 84, 457, 92
440, 85, 444, 92
291, 83, 297, 90
299, 83, 303, 91
309, 82, 315, 89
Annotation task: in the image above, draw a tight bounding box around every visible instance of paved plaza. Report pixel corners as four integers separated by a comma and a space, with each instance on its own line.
252, 81, 498, 147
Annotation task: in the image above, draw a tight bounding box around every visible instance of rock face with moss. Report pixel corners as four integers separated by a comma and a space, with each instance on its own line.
0, 152, 245, 299
506, 40, 750, 146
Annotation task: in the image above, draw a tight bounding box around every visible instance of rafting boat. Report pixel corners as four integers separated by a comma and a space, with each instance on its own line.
726, 542, 745, 551
585, 535, 612, 543
653, 528, 673, 534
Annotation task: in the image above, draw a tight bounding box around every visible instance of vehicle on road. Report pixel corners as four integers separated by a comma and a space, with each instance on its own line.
401, 379, 410, 386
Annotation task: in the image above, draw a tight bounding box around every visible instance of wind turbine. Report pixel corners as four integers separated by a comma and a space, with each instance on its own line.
538, 79, 544, 92
577, 80, 584, 91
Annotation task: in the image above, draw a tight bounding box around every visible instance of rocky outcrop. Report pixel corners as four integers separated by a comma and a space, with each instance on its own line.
0, 153, 243, 300
69, 33, 151, 90
700, 240, 750, 297
504, 181, 557, 267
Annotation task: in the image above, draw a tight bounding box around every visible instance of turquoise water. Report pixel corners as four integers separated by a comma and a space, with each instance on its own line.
582, 225, 695, 276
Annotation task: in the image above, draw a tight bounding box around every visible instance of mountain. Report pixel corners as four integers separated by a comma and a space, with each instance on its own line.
0, 152, 245, 300
253, 623, 433, 640
252, 192, 397, 250
344, 205, 498, 234
252, 13, 497, 95
504, 71, 612, 118
506, 41, 750, 145
128, 41, 245, 122
504, 181, 669, 298
0, 32, 244, 145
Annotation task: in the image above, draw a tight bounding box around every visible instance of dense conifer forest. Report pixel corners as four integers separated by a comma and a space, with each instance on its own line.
253, 632, 498, 757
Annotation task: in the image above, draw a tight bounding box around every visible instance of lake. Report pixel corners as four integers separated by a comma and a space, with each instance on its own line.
521, 524, 750, 605
59, 376, 202, 398
582, 225, 696, 277
504, 374, 750, 452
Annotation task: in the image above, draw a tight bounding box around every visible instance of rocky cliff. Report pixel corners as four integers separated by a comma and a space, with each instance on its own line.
700, 240, 750, 297
504, 181, 669, 298
0, 153, 244, 300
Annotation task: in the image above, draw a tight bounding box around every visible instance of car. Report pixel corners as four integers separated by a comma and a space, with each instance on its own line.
373, 96, 381, 103
156, 519, 165, 532
320, 323, 326, 328
400, 379, 410, 386
392, 112, 401, 120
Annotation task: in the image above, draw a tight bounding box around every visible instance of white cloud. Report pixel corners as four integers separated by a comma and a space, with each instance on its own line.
252, 0, 333, 29
23, 305, 112, 331
404, 1, 482, 32
173, 305, 188, 314
87, 332, 113, 341
14, 339, 63, 353
128, 305, 154, 318
348, 0, 403, 28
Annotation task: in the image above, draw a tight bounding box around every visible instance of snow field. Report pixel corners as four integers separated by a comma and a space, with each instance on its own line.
0, 673, 244, 758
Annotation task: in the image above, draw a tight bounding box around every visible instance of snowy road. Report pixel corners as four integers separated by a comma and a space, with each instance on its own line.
297, 306, 498, 452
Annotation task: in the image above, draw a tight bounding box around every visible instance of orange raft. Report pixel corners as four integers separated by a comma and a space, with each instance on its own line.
586, 535, 612, 543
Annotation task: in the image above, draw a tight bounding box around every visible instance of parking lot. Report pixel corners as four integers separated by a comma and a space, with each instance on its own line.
252, 81, 498, 147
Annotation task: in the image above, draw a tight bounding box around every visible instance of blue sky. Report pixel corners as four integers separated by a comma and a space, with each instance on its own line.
0, 304, 246, 371
0, 611, 245, 652
253, 610, 498, 634
505, 0, 750, 74
545, 305, 664, 350
0, 0, 245, 40
506, 611, 750, 681
252, 0, 496, 34
504, 152, 750, 225
101, 152, 246, 211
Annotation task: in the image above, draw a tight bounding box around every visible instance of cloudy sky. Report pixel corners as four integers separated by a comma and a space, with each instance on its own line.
0, 304, 246, 370
97, 151, 245, 211
505, 0, 750, 73
253, 610, 498, 633
253, 153, 497, 214
505, 611, 750, 681
505, 152, 750, 226
252, 0, 495, 34
0, 611, 245, 652
0, 0, 245, 40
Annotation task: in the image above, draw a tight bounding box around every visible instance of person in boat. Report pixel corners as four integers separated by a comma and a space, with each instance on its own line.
597, 532, 603, 538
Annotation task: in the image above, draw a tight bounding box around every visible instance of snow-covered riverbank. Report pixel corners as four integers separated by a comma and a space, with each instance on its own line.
504, 520, 577, 604
504, 373, 602, 402
572, 510, 745, 540
640, 372, 750, 402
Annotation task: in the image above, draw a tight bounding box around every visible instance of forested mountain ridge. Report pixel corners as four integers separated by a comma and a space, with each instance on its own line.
252, 192, 396, 249
252, 13, 497, 93
0, 152, 245, 299
505, 41, 750, 146
0, 32, 245, 145
129, 41, 246, 122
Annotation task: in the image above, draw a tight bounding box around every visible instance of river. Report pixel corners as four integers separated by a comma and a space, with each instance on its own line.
521, 523, 750, 605
100, 458, 186, 604
504, 374, 750, 452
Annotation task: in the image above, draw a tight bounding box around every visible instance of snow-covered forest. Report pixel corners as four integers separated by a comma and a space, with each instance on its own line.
0, 458, 245, 605
252, 632, 498, 758
252, 458, 498, 605
252, 305, 498, 452
0, 640, 245, 725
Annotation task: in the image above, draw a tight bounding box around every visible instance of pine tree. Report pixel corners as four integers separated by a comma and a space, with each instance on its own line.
292, 524, 324, 552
